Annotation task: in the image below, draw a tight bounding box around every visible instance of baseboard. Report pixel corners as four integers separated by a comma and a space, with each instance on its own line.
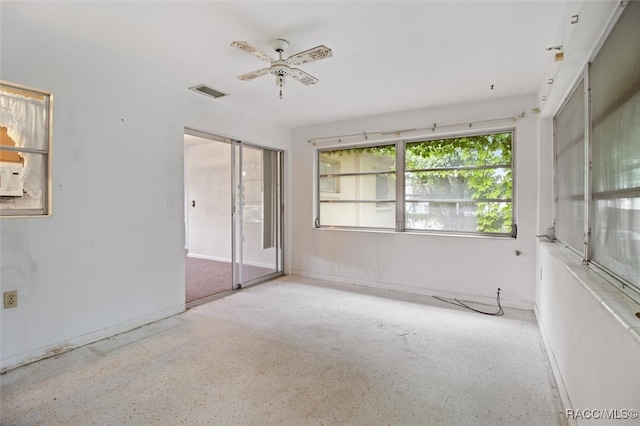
534, 304, 576, 426
1, 304, 185, 373
187, 253, 275, 269
290, 269, 533, 310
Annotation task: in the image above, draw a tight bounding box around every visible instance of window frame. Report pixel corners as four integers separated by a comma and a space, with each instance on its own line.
315, 129, 516, 237
552, 78, 587, 257
0, 80, 53, 217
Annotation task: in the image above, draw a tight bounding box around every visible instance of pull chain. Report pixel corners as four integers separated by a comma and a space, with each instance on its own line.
279, 84, 283, 99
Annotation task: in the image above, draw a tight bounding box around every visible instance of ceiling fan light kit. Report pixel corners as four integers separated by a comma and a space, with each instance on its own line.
231, 38, 332, 99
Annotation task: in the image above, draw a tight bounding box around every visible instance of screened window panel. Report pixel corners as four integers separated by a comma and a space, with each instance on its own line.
590, 0, 640, 289
406, 172, 474, 200
406, 134, 511, 169
319, 159, 337, 175
319, 174, 395, 202
319, 145, 395, 174
554, 80, 585, 253
319, 159, 339, 193
320, 202, 395, 228
405, 201, 512, 233
319, 176, 339, 193
0, 152, 46, 212
406, 168, 511, 201
0, 90, 48, 151
375, 173, 394, 200
593, 199, 640, 286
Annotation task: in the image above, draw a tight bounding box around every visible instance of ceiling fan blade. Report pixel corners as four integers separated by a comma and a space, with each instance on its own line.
231, 41, 275, 63
238, 68, 271, 81
290, 68, 319, 86
286, 45, 332, 65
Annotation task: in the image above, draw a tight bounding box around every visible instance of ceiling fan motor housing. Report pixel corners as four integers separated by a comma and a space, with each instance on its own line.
271, 63, 290, 86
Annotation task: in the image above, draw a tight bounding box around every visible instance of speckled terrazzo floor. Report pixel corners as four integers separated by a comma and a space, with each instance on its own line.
0, 276, 566, 425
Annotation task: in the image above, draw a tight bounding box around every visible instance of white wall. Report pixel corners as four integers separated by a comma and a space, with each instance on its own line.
291, 95, 540, 308
537, 244, 640, 422
186, 142, 232, 261
0, 25, 291, 370
532, 2, 640, 421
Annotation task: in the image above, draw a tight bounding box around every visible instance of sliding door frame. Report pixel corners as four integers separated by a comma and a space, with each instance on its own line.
232, 140, 284, 289
185, 128, 284, 294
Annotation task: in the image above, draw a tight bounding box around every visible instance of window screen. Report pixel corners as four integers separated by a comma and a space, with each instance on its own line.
589, 0, 640, 290
554, 80, 585, 254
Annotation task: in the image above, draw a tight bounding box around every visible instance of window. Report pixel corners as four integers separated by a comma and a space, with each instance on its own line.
554, 0, 640, 296
318, 145, 396, 228
405, 133, 513, 234
0, 81, 52, 217
317, 132, 514, 236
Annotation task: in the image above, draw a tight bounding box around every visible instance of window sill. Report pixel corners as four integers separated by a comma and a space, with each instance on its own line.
314, 226, 515, 240
0, 211, 49, 218
542, 242, 640, 343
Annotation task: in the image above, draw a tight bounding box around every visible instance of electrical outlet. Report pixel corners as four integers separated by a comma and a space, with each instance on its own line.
4, 290, 18, 308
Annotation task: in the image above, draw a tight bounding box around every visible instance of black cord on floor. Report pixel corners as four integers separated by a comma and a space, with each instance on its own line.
433, 288, 504, 316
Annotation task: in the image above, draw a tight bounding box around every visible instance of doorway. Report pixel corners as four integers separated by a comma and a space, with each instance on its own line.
184, 129, 283, 305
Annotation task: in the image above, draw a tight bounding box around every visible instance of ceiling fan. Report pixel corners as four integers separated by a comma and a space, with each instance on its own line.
231, 39, 333, 99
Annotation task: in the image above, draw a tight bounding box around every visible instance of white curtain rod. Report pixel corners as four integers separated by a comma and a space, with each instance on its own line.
307, 111, 526, 145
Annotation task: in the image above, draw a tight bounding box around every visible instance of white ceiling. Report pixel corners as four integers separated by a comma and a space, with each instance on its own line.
3, 1, 574, 128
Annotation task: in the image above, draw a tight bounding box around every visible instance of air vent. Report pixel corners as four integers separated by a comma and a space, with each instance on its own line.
189, 84, 228, 99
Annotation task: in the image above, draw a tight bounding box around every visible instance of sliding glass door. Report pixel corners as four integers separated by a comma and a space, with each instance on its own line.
185, 129, 283, 302
233, 142, 283, 289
